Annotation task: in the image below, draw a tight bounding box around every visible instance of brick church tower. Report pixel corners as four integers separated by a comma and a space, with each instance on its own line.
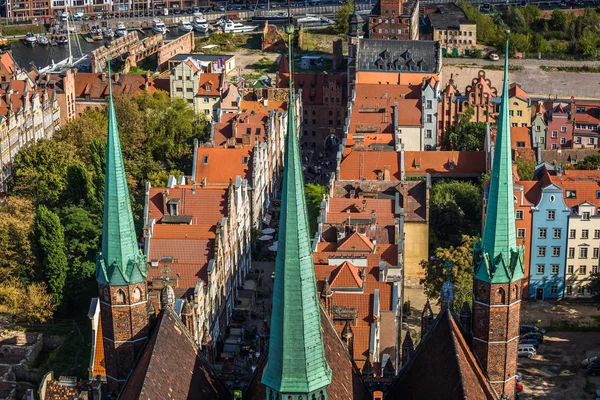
471, 38, 524, 400
95, 57, 148, 395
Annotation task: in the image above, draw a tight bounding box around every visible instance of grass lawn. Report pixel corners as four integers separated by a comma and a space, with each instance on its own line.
1, 24, 46, 37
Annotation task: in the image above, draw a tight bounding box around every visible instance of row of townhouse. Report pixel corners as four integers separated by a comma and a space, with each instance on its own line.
530, 101, 600, 150
140, 87, 291, 356
5, 0, 205, 19
488, 163, 600, 300
0, 53, 61, 192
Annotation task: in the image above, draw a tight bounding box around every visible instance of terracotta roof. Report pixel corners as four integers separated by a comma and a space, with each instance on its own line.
92, 319, 106, 377
240, 99, 287, 113
511, 127, 531, 149
329, 261, 364, 289
244, 309, 372, 400
195, 147, 253, 184
147, 187, 227, 222
386, 309, 496, 399
120, 308, 231, 399
376, 244, 398, 266
561, 170, 600, 181
539, 148, 600, 165
74, 72, 156, 100
152, 224, 216, 240
509, 84, 529, 100
339, 151, 401, 181
337, 232, 375, 252
198, 73, 223, 96
404, 151, 486, 176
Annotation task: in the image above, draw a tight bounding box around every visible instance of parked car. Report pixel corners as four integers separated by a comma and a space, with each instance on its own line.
518, 345, 536, 358
520, 325, 546, 335
488, 53, 499, 61
516, 372, 522, 382
521, 332, 544, 343
582, 356, 600, 367
516, 382, 524, 392
588, 363, 600, 376
519, 339, 540, 349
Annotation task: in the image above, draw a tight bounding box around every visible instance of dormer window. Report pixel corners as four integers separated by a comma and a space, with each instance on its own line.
242, 156, 249, 164
566, 190, 577, 198
203, 155, 209, 163
168, 198, 180, 216
206, 84, 212, 91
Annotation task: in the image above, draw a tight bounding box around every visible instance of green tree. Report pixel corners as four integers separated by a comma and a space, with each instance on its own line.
10, 139, 74, 207
0, 279, 56, 323
54, 108, 107, 164
509, 32, 531, 54
587, 272, 600, 306
305, 183, 326, 236
88, 139, 106, 209
529, 33, 552, 54
59, 206, 101, 309
334, 0, 353, 35
521, 4, 541, 26
440, 107, 486, 151
63, 162, 97, 209
460, 1, 503, 45
429, 181, 482, 250
33, 205, 68, 305
550, 9, 567, 32
516, 158, 536, 180
576, 154, 600, 170
577, 29, 598, 57
148, 169, 186, 188
0, 197, 36, 281
503, 6, 527, 33
420, 235, 476, 313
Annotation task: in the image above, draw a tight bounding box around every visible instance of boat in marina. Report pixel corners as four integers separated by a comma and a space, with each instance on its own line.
115, 22, 127, 37
90, 25, 103, 41
221, 20, 258, 33
178, 20, 194, 33
23, 33, 37, 45
191, 15, 209, 33
151, 19, 167, 34
103, 27, 115, 39
36, 34, 49, 45
0, 36, 10, 50
38, 4, 88, 74
252, 11, 288, 22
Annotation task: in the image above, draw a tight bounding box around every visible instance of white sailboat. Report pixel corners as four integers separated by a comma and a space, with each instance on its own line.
38, 6, 88, 74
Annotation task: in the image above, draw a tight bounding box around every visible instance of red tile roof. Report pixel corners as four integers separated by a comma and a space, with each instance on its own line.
509, 84, 530, 100
337, 232, 375, 252
404, 151, 486, 176
198, 73, 222, 96
74, 72, 156, 100
195, 147, 253, 184
339, 151, 400, 181
147, 187, 227, 223
329, 261, 364, 289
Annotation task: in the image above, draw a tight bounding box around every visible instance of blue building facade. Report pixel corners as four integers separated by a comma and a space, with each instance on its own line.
529, 183, 570, 299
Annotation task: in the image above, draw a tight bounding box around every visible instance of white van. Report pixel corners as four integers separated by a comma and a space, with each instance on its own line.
162, 8, 169, 15
518, 345, 536, 358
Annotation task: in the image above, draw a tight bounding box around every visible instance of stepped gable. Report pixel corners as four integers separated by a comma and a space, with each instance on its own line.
119, 308, 231, 399
386, 309, 496, 400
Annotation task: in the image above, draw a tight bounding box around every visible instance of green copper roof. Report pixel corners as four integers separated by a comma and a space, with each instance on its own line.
262, 26, 332, 396
474, 39, 524, 283
96, 55, 146, 286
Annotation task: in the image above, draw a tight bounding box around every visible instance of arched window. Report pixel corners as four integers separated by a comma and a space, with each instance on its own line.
102, 287, 110, 302
133, 287, 142, 302
115, 289, 126, 305
495, 288, 506, 305
512, 285, 519, 300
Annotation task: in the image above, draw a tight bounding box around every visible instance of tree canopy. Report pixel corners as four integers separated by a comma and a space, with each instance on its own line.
576, 154, 600, 170
305, 183, 326, 236
334, 0, 353, 35
440, 107, 486, 151
420, 235, 476, 313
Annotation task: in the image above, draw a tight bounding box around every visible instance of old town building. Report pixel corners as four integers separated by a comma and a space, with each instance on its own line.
368, 0, 419, 40
425, 3, 476, 56
509, 84, 531, 128
572, 101, 600, 148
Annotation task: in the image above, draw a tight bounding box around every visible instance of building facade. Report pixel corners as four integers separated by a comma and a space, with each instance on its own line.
546, 103, 573, 149
421, 77, 439, 150
368, 0, 419, 40
170, 60, 224, 121
529, 184, 569, 300
509, 85, 531, 128
531, 103, 547, 149
426, 4, 476, 56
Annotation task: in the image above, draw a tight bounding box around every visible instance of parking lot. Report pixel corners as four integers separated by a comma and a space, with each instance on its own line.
519, 331, 600, 399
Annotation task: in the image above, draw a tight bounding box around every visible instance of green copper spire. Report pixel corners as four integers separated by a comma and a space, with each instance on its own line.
96, 50, 147, 286
473, 37, 524, 283
262, 24, 332, 397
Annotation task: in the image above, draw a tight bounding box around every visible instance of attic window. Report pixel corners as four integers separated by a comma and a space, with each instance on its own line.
151, 260, 159, 268
206, 84, 212, 91
566, 190, 577, 199
203, 155, 209, 163
242, 156, 249, 164
161, 256, 173, 262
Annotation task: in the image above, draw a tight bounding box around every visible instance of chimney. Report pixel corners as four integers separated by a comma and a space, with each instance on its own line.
162, 190, 169, 215
101, 73, 106, 82
232, 117, 238, 138
145, 69, 151, 88
383, 165, 390, 181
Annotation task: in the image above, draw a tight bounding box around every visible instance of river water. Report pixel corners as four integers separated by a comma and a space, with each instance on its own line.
10, 29, 190, 71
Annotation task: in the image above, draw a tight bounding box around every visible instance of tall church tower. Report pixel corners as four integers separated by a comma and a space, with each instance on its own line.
262, 23, 332, 400
96, 55, 148, 395
471, 38, 524, 400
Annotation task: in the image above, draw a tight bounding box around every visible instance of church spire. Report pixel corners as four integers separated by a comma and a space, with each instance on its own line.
262, 22, 332, 397
474, 37, 524, 284
96, 49, 146, 286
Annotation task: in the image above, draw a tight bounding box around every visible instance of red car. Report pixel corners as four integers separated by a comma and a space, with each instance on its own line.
516, 383, 523, 393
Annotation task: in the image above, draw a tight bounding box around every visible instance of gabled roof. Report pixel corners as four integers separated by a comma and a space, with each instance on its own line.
119, 308, 232, 399
329, 261, 363, 289
386, 309, 496, 400
339, 151, 400, 181
198, 73, 223, 96
509, 84, 530, 101
337, 232, 375, 252
404, 151, 486, 176
194, 146, 253, 184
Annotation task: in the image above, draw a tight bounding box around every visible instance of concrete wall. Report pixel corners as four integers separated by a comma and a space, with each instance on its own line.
157, 32, 195, 71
